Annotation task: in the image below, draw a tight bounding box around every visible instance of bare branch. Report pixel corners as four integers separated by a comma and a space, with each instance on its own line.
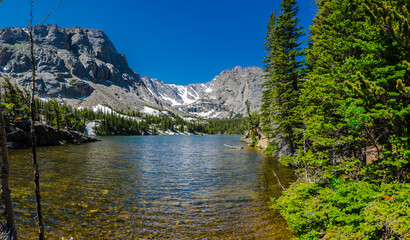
34, 0, 62, 28
30, 0, 34, 29
272, 170, 286, 191
28, 1, 63, 239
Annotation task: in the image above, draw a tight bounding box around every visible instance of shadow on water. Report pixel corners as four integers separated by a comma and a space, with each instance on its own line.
8, 135, 295, 239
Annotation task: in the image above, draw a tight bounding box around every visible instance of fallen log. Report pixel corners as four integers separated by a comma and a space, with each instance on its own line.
223, 144, 244, 149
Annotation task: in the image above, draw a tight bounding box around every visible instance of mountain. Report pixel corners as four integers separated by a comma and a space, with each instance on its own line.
141, 76, 212, 106
0, 25, 161, 111
0, 25, 265, 118
142, 66, 265, 118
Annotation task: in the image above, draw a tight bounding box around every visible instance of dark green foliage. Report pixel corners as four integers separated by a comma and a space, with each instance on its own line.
37, 99, 96, 133
299, 0, 410, 183
94, 113, 143, 136
0, 78, 30, 119
93, 106, 245, 136
94, 113, 245, 136
261, 0, 305, 155
244, 100, 260, 131
0, 80, 245, 136
244, 99, 261, 147
264, 0, 410, 239
273, 181, 410, 239
261, 12, 277, 138
186, 118, 245, 135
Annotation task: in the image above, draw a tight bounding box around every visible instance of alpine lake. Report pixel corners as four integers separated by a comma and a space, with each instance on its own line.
9, 135, 295, 239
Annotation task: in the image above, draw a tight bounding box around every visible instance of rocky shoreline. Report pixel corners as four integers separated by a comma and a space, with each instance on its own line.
240, 130, 269, 150
240, 122, 269, 150
6, 120, 98, 149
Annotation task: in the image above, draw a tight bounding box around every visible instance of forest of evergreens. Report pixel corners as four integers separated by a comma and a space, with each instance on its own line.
0, 0, 409, 238
259, 0, 409, 239
0, 78, 245, 136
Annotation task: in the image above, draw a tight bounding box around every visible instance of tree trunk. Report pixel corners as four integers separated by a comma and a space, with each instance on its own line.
0, 92, 18, 239
29, 9, 44, 239
27, 1, 62, 238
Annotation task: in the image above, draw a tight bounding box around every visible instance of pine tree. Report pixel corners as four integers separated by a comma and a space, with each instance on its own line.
261, 0, 305, 157
261, 12, 277, 138
274, 2, 410, 238
300, 0, 409, 182
0, 85, 18, 240
299, 0, 372, 178
359, 0, 410, 182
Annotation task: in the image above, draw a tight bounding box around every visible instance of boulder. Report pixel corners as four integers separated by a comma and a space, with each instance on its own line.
5, 120, 98, 149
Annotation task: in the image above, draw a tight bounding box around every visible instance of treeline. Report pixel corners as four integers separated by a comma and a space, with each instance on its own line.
259, 0, 409, 239
1, 77, 100, 132
197, 118, 245, 135
93, 110, 245, 135
0, 78, 245, 136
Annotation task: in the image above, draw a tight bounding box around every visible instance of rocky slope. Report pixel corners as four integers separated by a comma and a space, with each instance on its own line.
0, 25, 265, 118
0, 25, 160, 111
141, 76, 212, 106
189, 66, 264, 118
143, 66, 265, 118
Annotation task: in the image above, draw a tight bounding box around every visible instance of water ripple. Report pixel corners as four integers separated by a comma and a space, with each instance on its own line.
9, 135, 295, 239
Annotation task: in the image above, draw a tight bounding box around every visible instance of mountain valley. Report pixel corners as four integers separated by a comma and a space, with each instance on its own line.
0, 25, 265, 118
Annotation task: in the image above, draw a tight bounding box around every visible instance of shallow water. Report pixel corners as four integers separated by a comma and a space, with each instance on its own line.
8, 135, 295, 239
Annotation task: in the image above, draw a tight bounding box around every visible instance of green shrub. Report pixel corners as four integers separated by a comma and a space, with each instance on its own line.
272, 181, 410, 239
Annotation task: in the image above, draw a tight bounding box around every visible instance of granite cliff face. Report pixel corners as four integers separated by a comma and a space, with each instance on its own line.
141, 76, 212, 106
0, 25, 156, 111
0, 25, 265, 118
194, 66, 264, 117
143, 66, 265, 118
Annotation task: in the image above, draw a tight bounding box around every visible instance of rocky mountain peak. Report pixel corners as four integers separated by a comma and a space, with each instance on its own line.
143, 66, 265, 118
0, 25, 144, 97
0, 25, 265, 118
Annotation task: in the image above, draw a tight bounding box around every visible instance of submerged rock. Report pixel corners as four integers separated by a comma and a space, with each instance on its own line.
5, 120, 98, 149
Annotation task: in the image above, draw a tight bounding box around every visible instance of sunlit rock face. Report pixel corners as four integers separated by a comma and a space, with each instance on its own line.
0, 25, 265, 118
143, 66, 266, 118
0, 25, 151, 101
141, 76, 212, 106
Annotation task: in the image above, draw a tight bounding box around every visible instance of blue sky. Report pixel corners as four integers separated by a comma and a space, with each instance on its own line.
0, 0, 316, 85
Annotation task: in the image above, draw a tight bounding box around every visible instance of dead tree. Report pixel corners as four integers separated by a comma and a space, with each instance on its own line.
28, 1, 62, 239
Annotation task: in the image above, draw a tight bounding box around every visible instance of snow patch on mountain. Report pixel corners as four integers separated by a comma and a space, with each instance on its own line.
92, 104, 142, 122
141, 76, 212, 106
142, 106, 161, 116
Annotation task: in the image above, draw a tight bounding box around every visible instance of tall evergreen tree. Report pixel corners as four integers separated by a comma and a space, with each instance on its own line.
360, 0, 410, 182
300, 0, 409, 182
0, 87, 19, 240
298, 0, 372, 179
274, 1, 410, 238
261, 11, 277, 138
261, 0, 305, 157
